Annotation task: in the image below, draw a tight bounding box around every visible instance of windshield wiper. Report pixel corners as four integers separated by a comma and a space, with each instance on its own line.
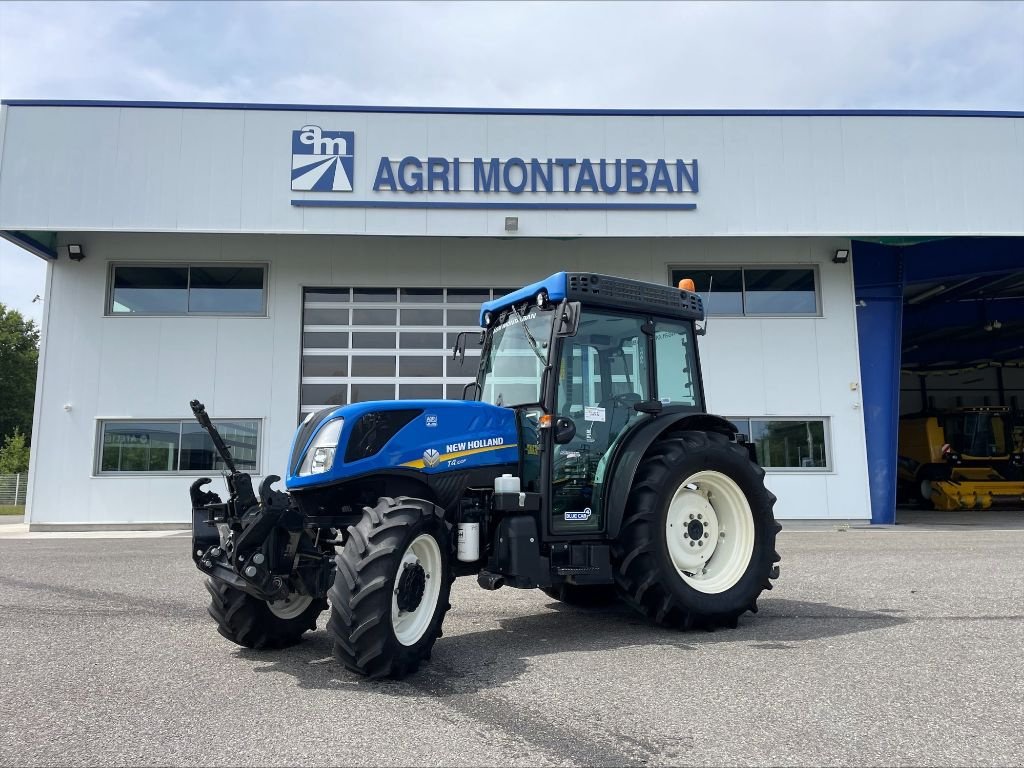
509, 303, 548, 365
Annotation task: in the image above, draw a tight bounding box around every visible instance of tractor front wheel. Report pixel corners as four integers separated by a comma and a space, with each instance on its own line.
328, 496, 453, 679
205, 579, 325, 649
612, 431, 780, 629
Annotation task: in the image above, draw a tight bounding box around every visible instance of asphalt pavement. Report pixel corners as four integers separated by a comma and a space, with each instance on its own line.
1, 523, 1022, 766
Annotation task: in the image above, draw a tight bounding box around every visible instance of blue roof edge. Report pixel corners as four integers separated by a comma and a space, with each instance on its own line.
480, 273, 568, 326
2, 100, 1022, 118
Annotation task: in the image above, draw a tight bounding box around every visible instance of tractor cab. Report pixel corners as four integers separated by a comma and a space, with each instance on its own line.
468, 272, 706, 537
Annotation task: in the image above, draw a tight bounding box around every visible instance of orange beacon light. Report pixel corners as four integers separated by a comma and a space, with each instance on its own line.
677, 278, 696, 292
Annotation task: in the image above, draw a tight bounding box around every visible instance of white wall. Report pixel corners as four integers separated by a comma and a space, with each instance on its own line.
2, 105, 1022, 239
25, 233, 868, 526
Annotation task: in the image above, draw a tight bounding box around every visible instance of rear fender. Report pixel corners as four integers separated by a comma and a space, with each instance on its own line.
604, 413, 739, 539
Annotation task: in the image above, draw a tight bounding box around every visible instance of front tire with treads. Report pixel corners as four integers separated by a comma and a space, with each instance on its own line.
328, 496, 453, 679
612, 430, 780, 629
205, 580, 325, 649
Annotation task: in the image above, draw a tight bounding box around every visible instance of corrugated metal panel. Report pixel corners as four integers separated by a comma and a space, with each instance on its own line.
0, 105, 1021, 238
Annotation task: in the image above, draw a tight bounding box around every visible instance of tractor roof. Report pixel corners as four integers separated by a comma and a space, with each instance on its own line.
479, 272, 704, 326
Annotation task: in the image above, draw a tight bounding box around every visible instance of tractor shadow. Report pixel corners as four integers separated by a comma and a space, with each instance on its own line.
240, 596, 909, 695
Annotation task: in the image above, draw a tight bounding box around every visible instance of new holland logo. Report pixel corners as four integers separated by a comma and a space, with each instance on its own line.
422, 448, 441, 468
291, 125, 354, 192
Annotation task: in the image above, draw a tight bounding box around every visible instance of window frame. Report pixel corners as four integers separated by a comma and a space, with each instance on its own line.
667, 265, 822, 318
106, 262, 269, 318
94, 417, 263, 476
727, 416, 832, 472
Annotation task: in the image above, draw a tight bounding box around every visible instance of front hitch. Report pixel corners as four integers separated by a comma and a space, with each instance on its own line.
188, 401, 335, 603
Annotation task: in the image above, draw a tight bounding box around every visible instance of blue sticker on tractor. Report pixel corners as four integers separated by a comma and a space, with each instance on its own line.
565, 508, 592, 521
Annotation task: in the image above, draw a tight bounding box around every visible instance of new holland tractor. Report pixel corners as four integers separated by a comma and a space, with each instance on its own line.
189, 272, 781, 678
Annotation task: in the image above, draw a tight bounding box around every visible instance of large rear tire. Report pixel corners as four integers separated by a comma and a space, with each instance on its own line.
612, 431, 780, 629
205, 579, 326, 649
328, 496, 453, 679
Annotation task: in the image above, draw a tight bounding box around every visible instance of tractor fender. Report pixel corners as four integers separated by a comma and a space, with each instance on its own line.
604, 412, 738, 539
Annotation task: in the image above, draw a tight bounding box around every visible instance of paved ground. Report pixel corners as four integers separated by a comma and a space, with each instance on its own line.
1, 524, 1022, 767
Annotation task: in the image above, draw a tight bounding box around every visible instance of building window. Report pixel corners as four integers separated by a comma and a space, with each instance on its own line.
97, 419, 260, 474
727, 418, 830, 470
669, 267, 818, 316
109, 264, 267, 315
299, 287, 514, 417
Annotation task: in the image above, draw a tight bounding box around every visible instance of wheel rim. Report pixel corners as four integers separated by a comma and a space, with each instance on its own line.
391, 533, 443, 647
665, 470, 755, 594
920, 479, 933, 501
267, 593, 314, 620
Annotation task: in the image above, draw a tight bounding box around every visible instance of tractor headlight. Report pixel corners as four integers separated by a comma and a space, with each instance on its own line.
298, 418, 344, 476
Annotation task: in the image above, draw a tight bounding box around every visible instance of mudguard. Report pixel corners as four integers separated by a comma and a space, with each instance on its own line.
604, 412, 738, 539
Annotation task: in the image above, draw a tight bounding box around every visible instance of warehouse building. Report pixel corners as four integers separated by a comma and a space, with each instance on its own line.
0, 100, 1021, 529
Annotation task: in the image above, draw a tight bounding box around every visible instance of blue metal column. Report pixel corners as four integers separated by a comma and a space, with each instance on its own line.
852, 242, 904, 525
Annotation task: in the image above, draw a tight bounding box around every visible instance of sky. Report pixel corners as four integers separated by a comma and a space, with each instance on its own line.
1, 0, 1022, 325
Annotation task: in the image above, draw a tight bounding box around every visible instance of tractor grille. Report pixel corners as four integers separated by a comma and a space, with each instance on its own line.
566, 273, 704, 320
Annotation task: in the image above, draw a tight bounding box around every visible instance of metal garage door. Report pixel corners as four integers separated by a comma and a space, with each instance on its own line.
299, 287, 511, 417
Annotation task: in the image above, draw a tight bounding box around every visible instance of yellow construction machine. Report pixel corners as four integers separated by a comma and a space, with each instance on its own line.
898, 406, 1024, 510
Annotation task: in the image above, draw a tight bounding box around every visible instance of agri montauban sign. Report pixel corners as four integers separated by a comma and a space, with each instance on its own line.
290, 125, 698, 211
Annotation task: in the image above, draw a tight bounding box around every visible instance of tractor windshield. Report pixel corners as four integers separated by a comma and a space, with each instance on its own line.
943, 411, 1019, 458
478, 308, 555, 407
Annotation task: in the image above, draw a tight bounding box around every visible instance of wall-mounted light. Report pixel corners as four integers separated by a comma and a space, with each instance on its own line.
67, 244, 85, 261
504, 217, 518, 233
832, 248, 850, 264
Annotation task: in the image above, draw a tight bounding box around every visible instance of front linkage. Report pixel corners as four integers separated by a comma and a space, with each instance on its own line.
189, 400, 335, 606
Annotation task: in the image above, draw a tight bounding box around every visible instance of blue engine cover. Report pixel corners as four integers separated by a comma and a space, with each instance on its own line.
285, 400, 518, 491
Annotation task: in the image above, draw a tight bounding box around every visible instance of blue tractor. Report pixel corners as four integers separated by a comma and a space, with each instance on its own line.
190, 272, 780, 678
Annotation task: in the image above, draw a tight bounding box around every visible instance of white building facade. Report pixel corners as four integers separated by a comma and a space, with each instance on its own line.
1, 101, 1021, 528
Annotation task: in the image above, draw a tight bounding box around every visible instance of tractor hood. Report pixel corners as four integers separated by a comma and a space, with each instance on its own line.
285, 400, 518, 490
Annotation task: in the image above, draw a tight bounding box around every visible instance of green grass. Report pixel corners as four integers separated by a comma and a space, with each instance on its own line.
0, 505, 25, 516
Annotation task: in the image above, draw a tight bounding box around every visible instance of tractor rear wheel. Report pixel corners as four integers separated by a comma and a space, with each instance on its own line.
540, 583, 618, 607
328, 496, 453, 679
205, 579, 325, 649
612, 431, 780, 629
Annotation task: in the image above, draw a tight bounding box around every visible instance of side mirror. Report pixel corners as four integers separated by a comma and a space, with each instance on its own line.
451, 331, 469, 363
556, 300, 581, 337
553, 416, 576, 444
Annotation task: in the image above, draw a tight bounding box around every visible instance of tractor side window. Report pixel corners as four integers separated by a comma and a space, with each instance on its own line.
654, 320, 701, 407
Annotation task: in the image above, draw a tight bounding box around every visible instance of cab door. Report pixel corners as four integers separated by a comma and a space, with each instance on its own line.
549, 310, 651, 534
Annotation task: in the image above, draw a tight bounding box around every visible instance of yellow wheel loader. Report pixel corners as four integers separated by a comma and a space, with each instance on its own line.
898, 406, 1024, 510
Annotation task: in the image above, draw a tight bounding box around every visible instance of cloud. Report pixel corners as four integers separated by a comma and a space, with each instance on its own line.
0, 240, 45, 325
0, 1, 1021, 314
1, 1, 1021, 109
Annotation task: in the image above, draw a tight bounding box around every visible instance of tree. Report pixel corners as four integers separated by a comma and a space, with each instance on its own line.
0, 429, 29, 474
0, 303, 39, 444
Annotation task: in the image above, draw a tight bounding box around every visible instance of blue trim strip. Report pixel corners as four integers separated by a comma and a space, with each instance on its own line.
3, 99, 1022, 119
0, 230, 57, 260
291, 200, 697, 211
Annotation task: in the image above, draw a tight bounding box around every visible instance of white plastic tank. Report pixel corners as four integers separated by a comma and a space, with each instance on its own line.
494, 474, 521, 494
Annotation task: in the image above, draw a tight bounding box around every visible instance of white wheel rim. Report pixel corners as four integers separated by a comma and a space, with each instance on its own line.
267, 593, 313, 620
920, 479, 933, 501
391, 533, 443, 647
665, 470, 755, 594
